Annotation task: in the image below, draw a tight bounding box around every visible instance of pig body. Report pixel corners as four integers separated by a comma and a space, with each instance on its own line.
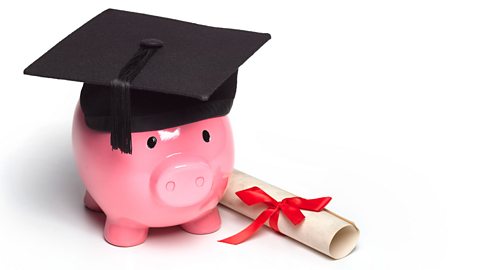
72, 103, 234, 247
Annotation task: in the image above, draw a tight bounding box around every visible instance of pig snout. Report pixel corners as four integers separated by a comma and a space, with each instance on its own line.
150, 158, 214, 207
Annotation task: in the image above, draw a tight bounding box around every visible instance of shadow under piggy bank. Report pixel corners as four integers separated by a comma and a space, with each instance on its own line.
4, 127, 85, 226
4, 125, 206, 248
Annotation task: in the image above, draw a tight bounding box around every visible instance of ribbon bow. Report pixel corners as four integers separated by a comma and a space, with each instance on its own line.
219, 186, 331, 244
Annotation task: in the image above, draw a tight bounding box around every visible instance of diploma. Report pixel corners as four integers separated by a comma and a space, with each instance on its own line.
220, 169, 359, 259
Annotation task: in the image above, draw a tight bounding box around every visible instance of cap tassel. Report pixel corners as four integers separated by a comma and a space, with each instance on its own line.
110, 79, 132, 154
110, 41, 163, 154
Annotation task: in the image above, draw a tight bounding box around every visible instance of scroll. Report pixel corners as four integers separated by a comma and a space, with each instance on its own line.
220, 169, 359, 259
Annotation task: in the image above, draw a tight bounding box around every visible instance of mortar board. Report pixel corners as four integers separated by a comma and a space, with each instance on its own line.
24, 9, 270, 154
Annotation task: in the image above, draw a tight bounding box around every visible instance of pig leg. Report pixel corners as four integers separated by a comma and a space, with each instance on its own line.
84, 191, 102, 212
181, 207, 221, 234
104, 218, 149, 247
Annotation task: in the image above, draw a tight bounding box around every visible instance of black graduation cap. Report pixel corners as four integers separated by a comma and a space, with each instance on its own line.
24, 9, 270, 154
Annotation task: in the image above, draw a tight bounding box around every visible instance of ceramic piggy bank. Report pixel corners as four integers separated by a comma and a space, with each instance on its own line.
72, 104, 234, 246
23, 9, 270, 247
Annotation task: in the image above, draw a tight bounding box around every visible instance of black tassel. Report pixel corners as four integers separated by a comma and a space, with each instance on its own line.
110, 39, 163, 154
110, 79, 132, 154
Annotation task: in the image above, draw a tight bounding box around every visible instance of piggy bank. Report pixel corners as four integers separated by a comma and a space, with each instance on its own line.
23, 8, 269, 247
72, 104, 234, 247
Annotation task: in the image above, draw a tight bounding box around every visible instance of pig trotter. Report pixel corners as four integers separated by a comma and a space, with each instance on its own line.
84, 191, 102, 212
104, 218, 149, 247
181, 207, 221, 234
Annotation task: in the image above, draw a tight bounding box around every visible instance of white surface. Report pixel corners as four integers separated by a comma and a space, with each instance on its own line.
1, 1, 480, 269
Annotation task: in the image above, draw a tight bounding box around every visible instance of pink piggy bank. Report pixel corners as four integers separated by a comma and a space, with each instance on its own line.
72, 104, 234, 247
23, 8, 270, 247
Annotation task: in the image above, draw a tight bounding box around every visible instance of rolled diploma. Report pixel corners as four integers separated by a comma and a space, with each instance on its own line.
220, 169, 359, 259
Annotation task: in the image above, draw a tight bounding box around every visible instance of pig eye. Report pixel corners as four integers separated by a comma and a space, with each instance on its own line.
147, 136, 157, 149
202, 130, 210, 143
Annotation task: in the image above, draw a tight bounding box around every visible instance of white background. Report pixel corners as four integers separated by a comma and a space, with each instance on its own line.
1, 0, 479, 269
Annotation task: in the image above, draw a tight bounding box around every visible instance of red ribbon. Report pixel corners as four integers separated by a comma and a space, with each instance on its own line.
219, 186, 331, 245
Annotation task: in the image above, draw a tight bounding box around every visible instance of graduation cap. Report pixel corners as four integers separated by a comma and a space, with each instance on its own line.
24, 9, 270, 154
